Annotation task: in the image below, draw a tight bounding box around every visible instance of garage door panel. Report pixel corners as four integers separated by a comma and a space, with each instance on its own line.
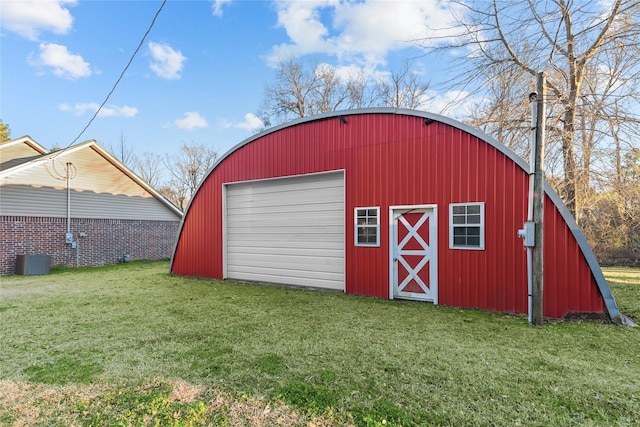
227, 250, 344, 264
227, 256, 343, 273
228, 246, 343, 258
228, 179, 343, 196
227, 239, 342, 251
227, 212, 344, 228
228, 204, 344, 218
228, 187, 343, 207
227, 267, 344, 290
227, 228, 344, 240
227, 203, 343, 217
225, 172, 345, 290
228, 186, 342, 204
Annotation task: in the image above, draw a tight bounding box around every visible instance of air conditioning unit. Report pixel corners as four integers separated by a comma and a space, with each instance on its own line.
15, 255, 51, 275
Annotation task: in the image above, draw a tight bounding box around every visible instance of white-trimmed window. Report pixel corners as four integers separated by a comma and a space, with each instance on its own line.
355, 207, 380, 246
450, 203, 485, 250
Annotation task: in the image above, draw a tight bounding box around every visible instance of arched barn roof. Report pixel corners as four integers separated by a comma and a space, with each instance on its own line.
171, 108, 625, 323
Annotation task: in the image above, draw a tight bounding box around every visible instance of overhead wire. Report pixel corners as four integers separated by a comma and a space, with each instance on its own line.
63, 0, 167, 150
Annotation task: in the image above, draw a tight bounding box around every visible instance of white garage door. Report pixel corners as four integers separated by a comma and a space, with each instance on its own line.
225, 171, 345, 290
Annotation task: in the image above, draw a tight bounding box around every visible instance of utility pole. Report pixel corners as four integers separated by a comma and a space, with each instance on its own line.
531, 71, 546, 326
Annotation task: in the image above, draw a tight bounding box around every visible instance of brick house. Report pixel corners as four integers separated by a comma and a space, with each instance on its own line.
1, 136, 182, 275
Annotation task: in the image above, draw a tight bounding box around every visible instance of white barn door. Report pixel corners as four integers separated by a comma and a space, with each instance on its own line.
390, 205, 438, 303
225, 171, 345, 290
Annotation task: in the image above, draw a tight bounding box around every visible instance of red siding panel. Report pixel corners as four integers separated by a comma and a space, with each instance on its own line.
171, 111, 607, 318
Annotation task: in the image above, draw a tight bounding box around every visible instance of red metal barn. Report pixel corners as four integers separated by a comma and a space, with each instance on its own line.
171, 109, 622, 322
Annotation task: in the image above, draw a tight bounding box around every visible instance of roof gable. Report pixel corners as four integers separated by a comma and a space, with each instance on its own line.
0, 136, 49, 171
1, 139, 182, 218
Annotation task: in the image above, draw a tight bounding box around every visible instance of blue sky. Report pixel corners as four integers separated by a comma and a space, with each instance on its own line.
1, 0, 465, 160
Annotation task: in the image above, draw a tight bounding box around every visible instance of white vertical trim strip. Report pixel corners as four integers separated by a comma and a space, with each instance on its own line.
222, 183, 228, 279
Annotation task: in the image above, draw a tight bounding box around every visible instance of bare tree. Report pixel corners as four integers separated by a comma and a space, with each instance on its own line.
110, 131, 137, 168
374, 60, 430, 109
135, 152, 164, 188
259, 58, 320, 125
259, 58, 360, 126
467, 63, 531, 156
164, 142, 218, 210
313, 63, 352, 113
426, 0, 640, 219
581, 148, 640, 266
345, 72, 379, 110
155, 184, 182, 211
259, 57, 431, 126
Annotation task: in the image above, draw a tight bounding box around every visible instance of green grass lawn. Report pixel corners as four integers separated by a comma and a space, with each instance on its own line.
1, 261, 639, 426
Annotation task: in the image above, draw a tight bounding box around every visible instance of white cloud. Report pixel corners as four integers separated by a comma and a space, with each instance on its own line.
148, 42, 186, 80
211, 0, 232, 17
99, 105, 139, 118
234, 113, 264, 131
218, 113, 264, 132
269, 0, 463, 69
0, 0, 76, 40
29, 43, 90, 79
59, 103, 138, 117
270, 0, 333, 59
175, 112, 208, 130
59, 102, 96, 115
329, 63, 367, 81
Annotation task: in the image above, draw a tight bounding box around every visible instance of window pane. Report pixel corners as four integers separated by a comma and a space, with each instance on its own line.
467, 205, 481, 214
452, 215, 466, 224
356, 209, 366, 217
367, 217, 377, 225
453, 236, 466, 246
468, 236, 480, 246
452, 206, 466, 215
367, 209, 377, 216
467, 227, 480, 237
453, 227, 466, 236
467, 214, 481, 224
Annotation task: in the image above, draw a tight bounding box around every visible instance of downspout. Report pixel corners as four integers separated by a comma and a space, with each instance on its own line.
526, 98, 535, 324
64, 162, 76, 248
517, 73, 548, 326
67, 162, 71, 238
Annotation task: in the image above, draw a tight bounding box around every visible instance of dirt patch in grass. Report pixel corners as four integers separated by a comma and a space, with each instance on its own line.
0, 379, 109, 426
0, 379, 348, 427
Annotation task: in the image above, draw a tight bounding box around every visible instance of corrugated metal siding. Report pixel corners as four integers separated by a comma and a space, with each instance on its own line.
543, 199, 605, 317
172, 112, 605, 317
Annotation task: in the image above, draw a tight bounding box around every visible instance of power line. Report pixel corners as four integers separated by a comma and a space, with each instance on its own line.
65, 0, 167, 149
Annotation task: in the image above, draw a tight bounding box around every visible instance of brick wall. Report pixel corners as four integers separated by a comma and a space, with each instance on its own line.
0, 216, 181, 275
